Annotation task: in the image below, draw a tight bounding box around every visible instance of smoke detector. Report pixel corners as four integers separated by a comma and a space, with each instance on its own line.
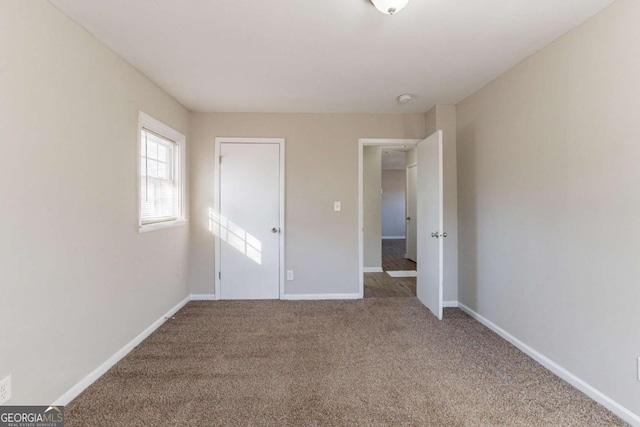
397, 94, 413, 104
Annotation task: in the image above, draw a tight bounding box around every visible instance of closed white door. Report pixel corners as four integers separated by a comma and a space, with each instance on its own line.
405, 164, 417, 262
416, 131, 444, 320
217, 142, 281, 299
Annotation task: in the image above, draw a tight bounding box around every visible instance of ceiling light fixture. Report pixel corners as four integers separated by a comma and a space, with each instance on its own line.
397, 94, 413, 103
370, 0, 410, 15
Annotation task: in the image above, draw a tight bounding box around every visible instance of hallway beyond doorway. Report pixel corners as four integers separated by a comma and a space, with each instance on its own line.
382, 239, 416, 271
364, 239, 416, 298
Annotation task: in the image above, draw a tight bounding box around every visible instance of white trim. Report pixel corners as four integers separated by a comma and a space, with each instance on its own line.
358, 138, 422, 300
386, 270, 417, 277
359, 138, 421, 147
363, 267, 384, 273
214, 137, 286, 301
382, 236, 406, 240
189, 294, 217, 301
53, 295, 190, 406
443, 300, 459, 308
214, 137, 284, 144
405, 163, 417, 261
137, 219, 187, 234
283, 293, 361, 300
458, 303, 640, 426
137, 112, 187, 233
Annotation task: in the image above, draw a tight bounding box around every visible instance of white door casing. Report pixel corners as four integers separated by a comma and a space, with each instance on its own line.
406, 163, 417, 262
416, 131, 444, 319
358, 138, 422, 298
213, 138, 285, 300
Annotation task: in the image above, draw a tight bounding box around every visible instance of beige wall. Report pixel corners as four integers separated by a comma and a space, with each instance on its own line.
188, 113, 425, 295
406, 105, 437, 166
425, 106, 437, 136
381, 170, 406, 238
0, 1, 190, 404
363, 147, 382, 269
457, 0, 640, 417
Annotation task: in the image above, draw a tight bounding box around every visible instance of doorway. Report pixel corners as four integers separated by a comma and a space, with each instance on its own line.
358, 133, 445, 319
213, 137, 285, 300
358, 139, 420, 299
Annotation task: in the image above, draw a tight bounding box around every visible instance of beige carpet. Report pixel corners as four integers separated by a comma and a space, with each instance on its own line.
66, 299, 627, 426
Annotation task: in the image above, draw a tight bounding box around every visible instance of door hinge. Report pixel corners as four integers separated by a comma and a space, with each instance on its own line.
218, 272, 221, 279
219, 155, 223, 163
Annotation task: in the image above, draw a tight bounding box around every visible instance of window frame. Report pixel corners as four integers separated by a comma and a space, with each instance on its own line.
138, 112, 187, 233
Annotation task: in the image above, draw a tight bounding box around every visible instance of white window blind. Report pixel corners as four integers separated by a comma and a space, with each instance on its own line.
140, 128, 178, 224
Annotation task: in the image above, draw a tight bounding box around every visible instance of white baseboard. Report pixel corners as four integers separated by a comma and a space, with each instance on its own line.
382, 236, 406, 240
458, 303, 640, 426
190, 294, 217, 301
386, 270, 417, 277
363, 267, 383, 273
61, 294, 636, 424
54, 295, 191, 406
283, 293, 361, 300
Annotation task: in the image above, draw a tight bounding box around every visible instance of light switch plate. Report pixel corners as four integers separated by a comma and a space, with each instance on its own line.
334, 201, 341, 212
287, 270, 294, 281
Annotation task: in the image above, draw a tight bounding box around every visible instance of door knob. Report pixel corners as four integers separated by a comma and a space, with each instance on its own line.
271, 227, 280, 233
406, 217, 411, 221
431, 232, 438, 238
431, 232, 447, 238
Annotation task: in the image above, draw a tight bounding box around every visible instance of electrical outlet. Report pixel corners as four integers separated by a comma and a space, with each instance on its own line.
287, 270, 294, 281
0, 375, 11, 405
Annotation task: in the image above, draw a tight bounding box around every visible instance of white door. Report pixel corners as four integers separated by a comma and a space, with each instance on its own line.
416, 131, 444, 319
216, 142, 281, 299
405, 164, 417, 262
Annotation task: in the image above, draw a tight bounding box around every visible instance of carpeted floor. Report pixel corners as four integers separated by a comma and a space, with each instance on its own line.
66, 299, 627, 426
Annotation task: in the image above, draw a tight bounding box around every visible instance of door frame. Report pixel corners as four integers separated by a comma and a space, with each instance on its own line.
405, 162, 417, 260
357, 138, 422, 298
214, 137, 286, 300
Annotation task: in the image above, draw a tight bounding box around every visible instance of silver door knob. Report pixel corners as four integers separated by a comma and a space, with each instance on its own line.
431, 232, 438, 238
271, 227, 280, 233
406, 217, 411, 221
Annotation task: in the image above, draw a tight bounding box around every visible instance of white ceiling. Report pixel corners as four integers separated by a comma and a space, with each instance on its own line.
49, 0, 614, 113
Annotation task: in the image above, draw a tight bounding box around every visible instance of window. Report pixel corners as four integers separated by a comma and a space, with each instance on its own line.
138, 112, 186, 232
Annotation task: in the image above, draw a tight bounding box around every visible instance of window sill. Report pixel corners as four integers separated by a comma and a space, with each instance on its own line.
138, 219, 187, 234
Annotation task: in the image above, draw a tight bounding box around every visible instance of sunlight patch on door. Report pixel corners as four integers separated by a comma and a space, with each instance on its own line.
209, 208, 262, 265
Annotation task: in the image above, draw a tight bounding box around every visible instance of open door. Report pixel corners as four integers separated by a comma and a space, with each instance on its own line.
416, 131, 444, 319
